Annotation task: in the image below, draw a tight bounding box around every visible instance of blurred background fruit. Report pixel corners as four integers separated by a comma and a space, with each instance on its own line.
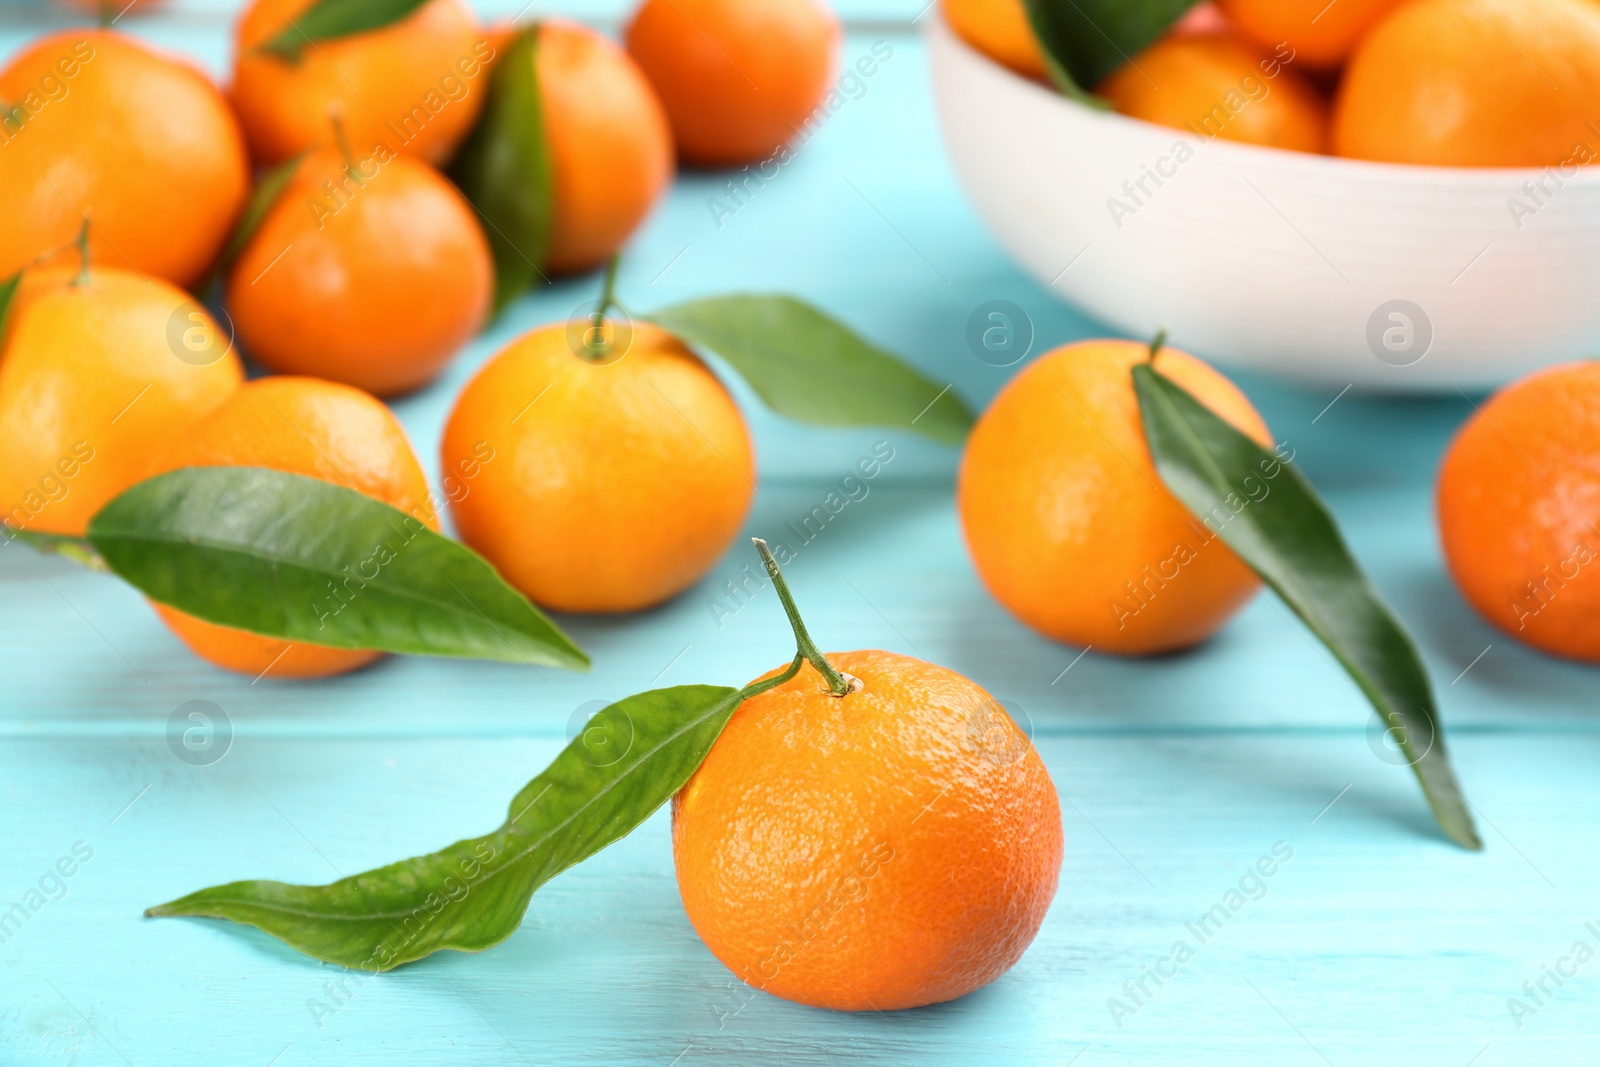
536, 18, 674, 273
230, 0, 487, 166
940, 0, 1046, 80
1099, 30, 1328, 153
0, 266, 243, 537
1437, 362, 1600, 662
227, 146, 492, 397
1215, 0, 1405, 69
674, 650, 1062, 1011
0, 30, 249, 287
1334, 0, 1600, 166
958, 340, 1270, 655
145, 377, 438, 679
442, 320, 753, 613
625, 0, 838, 167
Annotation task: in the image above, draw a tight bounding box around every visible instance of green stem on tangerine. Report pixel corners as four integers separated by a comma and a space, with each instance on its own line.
738, 652, 805, 701
580, 254, 623, 362
593, 253, 620, 322
1147, 327, 1169, 362
751, 537, 861, 697
71, 218, 91, 286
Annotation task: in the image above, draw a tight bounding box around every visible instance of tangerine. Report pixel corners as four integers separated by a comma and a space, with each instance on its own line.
231, 0, 489, 166
0, 30, 249, 286
942, 0, 1047, 80
145, 377, 439, 679
624, 0, 838, 167
1099, 30, 1328, 153
537, 19, 675, 273
674, 649, 1062, 1011
1437, 362, 1600, 662
0, 266, 242, 538
1334, 0, 1600, 167
441, 319, 753, 613
227, 147, 492, 397
1215, 0, 1406, 69
958, 339, 1272, 655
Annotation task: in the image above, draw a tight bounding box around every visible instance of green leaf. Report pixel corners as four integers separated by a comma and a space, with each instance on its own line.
2, 525, 108, 571
644, 295, 975, 445
448, 26, 553, 314
1021, 0, 1199, 101
258, 0, 432, 62
216, 152, 306, 278
1131, 364, 1480, 850
86, 467, 587, 671
146, 685, 745, 969
0, 270, 20, 337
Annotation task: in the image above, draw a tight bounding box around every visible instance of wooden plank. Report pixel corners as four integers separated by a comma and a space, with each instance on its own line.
1, 4, 1592, 1066
1, 733, 1590, 1065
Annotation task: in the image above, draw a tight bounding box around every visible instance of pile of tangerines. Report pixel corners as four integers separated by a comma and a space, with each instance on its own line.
0, 0, 839, 675
3, 0, 1599, 1018
950, 0, 1600, 165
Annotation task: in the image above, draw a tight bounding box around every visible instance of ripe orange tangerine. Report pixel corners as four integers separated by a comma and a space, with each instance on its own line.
674, 648, 1062, 1012
227, 147, 492, 397
145, 377, 439, 679
1334, 0, 1600, 167
625, 0, 838, 167
1216, 0, 1406, 69
230, 0, 489, 166
538, 19, 675, 273
442, 319, 754, 614
0, 266, 242, 538
1099, 30, 1328, 154
1437, 362, 1600, 662
0, 30, 248, 286
959, 339, 1272, 655
942, 0, 1047, 79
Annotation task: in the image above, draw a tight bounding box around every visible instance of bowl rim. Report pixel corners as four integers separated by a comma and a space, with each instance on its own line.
925, 8, 1600, 188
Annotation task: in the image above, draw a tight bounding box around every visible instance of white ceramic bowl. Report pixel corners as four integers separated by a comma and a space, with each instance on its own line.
926, 12, 1600, 392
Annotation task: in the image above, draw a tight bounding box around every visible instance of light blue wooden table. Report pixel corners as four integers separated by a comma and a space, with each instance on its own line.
3, 2, 1596, 1063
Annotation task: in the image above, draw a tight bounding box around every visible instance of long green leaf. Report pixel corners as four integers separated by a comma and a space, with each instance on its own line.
1021, 0, 1199, 101
86, 467, 587, 671
448, 26, 553, 314
645, 295, 975, 445
258, 0, 432, 62
1131, 364, 1479, 850
0, 270, 20, 337
146, 685, 744, 969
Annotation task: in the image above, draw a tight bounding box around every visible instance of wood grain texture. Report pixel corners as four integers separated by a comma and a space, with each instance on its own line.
1, 7, 1595, 1066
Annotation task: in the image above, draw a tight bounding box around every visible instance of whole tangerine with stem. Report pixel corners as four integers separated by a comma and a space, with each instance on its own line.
145, 376, 439, 679
1334, 0, 1600, 167
0, 30, 249, 287
624, 0, 838, 167
0, 261, 243, 538
958, 338, 1272, 655
227, 144, 492, 397
942, 0, 1047, 80
535, 19, 675, 274
674, 541, 1062, 1012
1099, 30, 1328, 154
441, 306, 753, 614
1215, 0, 1407, 69
231, 0, 489, 166
1437, 361, 1600, 662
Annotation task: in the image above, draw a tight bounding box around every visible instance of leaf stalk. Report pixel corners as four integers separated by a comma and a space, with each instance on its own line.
751, 537, 860, 697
